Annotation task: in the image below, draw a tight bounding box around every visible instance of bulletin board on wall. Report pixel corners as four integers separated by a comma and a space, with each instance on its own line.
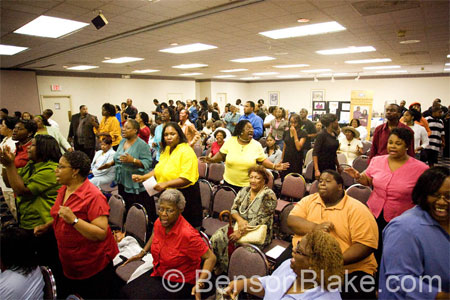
312, 100, 351, 123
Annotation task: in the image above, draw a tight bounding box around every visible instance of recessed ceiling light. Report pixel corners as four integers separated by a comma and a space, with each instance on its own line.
277, 75, 301, 78
273, 64, 309, 68
252, 72, 279, 76
376, 70, 407, 74
297, 18, 310, 23
363, 65, 401, 70
317, 46, 376, 55
14, 15, 89, 38
259, 21, 345, 39
214, 75, 236, 78
67, 65, 99, 70
172, 63, 208, 69
399, 40, 420, 44
301, 69, 332, 73
445, 63, 450, 66
102, 57, 144, 64
240, 77, 260, 80
179, 72, 203, 76
345, 58, 392, 64
230, 56, 275, 63
444, 68, 450, 72
447, 54, 450, 58
160, 43, 217, 54
132, 69, 160, 73
220, 69, 248, 72
0, 44, 28, 55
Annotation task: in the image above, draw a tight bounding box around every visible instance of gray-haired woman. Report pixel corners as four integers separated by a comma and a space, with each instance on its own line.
121, 189, 216, 300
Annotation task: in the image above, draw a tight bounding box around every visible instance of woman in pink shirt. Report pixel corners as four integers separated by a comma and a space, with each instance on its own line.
345, 127, 428, 262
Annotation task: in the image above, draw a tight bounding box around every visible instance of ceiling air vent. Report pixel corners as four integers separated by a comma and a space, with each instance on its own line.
352, 0, 421, 16
399, 51, 429, 56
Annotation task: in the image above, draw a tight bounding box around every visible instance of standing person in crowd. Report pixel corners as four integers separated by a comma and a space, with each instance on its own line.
423, 98, 448, 118
94, 103, 122, 150
21, 112, 33, 121
42, 109, 59, 128
68, 105, 98, 160
338, 126, 363, 165
152, 108, 171, 164
35, 151, 119, 299
98, 119, 155, 220
263, 106, 276, 135
264, 134, 282, 179
224, 105, 240, 134
14, 111, 21, 120
186, 99, 198, 124
123, 98, 138, 120
136, 112, 151, 143
120, 102, 127, 125
211, 120, 232, 141
281, 113, 307, 180
350, 118, 368, 141
0, 227, 45, 300
11, 119, 37, 168
151, 99, 162, 118
402, 102, 431, 135
399, 100, 407, 115
200, 105, 220, 125
221, 103, 230, 119
115, 105, 122, 127
121, 190, 216, 300
0, 108, 8, 121
168, 99, 175, 112
313, 114, 340, 179
0, 117, 17, 219
239, 101, 264, 140
179, 109, 200, 147
379, 167, 449, 300
402, 109, 429, 159
201, 120, 288, 192
132, 122, 202, 228
236, 99, 244, 115
209, 129, 226, 158
213, 102, 221, 115
424, 106, 445, 167
269, 107, 288, 150
299, 108, 317, 156
345, 128, 428, 262
211, 165, 277, 275
369, 104, 415, 161
89, 136, 116, 188
34, 115, 72, 153
286, 170, 379, 299
256, 102, 266, 121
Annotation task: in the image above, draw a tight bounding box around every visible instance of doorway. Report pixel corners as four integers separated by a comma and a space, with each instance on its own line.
40, 95, 72, 138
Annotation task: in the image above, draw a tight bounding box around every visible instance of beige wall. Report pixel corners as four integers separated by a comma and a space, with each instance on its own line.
0, 70, 40, 114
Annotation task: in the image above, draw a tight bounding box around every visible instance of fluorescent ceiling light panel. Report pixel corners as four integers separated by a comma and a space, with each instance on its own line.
444, 68, 450, 72
259, 21, 346, 39
103, 57, 144, 64
317, 46, 376, 55
220, 69, 248, 72
363, 65, 401, 70
159, 43, 217, 54
345, 58, 391, 64
277, 75, 301, 78
230, 56, 275, 63
214, 75, 236, 78
447, 54, 450, 58
132, 69, 160, 73
273, 64, 309, 68
301, 69, 332, 73
179, 72, 202, 76
172, 63, 208, 69
252, 72, 279, 76
240, 77, 260, 80
445, 63, 450, 66
14, 15, 89, 38
376, 70, 407, 74
0, 44, 28, 55
67, 65, 98, 70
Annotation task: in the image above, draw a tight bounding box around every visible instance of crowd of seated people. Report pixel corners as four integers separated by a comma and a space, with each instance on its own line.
0, 97, 448, 299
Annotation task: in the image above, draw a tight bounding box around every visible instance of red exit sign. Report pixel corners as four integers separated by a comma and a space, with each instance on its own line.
51, 84, 61, 91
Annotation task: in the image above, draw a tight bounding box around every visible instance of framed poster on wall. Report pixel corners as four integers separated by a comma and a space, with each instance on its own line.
268, 91, 280, 106
311, 89, 325, 103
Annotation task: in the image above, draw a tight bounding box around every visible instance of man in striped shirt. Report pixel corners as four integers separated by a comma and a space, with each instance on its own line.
424, 106, 445, 167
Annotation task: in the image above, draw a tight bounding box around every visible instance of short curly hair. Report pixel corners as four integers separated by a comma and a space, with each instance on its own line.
63, 151, 91, 178
248, 164, 270, 184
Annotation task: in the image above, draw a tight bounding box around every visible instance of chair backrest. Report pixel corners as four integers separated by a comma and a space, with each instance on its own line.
303, 161, 314, 182
207, 163, 225, 183
194, 144, 203, 157
258, 137, 267, 148
339, 164, 355, 188
352, 155, 369, 173
304, 148, 313, 167
280, 173, 306, 200
361, 141, 372, 155
212, 186, 237, 214
228, 244, 269, 279
108, 194, 126, 230
337, 152, 348, 165
346, 184, 372, 205
205, 147, 212, 157
198, 159, 207, 179
309, 180, 319, 195
124, 204, 148, 246
266, 170, 274, 190
40, 266, 57, 300
199, 179, 213, 214
279, 203, 295, 236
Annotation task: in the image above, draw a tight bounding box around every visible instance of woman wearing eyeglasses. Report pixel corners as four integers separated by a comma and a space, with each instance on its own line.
121, 189, 216, 300
379, 167, 450, 299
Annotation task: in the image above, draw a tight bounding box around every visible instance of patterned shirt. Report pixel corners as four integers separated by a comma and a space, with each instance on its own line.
425, 116, 444, 151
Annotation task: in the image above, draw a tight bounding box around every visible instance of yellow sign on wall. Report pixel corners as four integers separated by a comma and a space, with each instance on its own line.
350, 90, 374, 141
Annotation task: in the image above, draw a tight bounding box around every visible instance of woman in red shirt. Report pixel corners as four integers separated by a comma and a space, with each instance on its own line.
34, 151, 119, 299
137, 112, 151, 143
121, 189, 216, 299
209, 129, 226, 158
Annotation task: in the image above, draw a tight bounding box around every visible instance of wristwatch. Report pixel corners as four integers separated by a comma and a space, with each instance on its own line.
72, 217, 79, 226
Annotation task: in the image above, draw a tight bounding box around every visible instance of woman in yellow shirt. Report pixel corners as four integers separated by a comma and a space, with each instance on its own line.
94, 103, 122, 150
133, 122, 202, 228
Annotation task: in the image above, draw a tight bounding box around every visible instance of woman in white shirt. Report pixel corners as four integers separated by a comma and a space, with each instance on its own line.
89, 136, 116, 188
350, 118, 367, 141
402, 109, 429, 158
338, 126, 363, 165
0, 117, 17, 219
